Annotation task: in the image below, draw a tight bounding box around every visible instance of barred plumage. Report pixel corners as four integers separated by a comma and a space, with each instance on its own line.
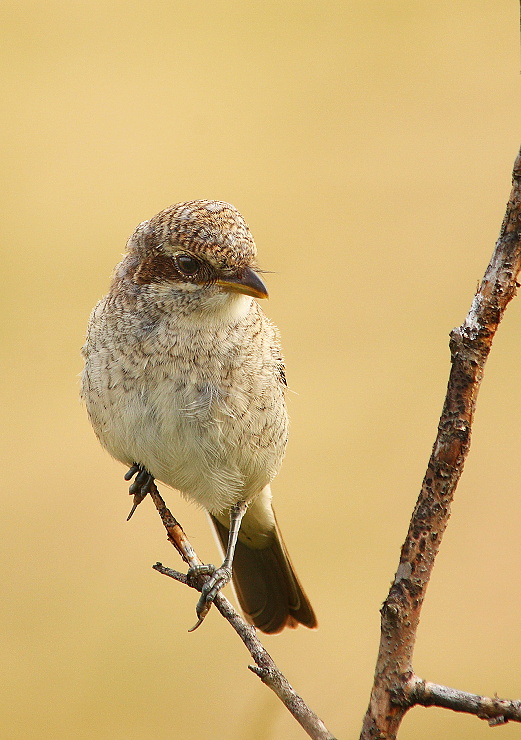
82, 200, 316, 633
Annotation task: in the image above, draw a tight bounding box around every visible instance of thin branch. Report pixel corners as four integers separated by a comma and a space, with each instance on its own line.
401, 676, 521, 726
360, 149, 521, 740
148, 486, 202, 569
149, 486, 337, 740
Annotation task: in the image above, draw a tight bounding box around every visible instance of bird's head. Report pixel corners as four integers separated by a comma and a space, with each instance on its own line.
123, 201, 268, 309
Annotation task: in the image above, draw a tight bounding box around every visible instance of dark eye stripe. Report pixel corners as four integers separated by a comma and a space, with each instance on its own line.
133, 252, 215, 286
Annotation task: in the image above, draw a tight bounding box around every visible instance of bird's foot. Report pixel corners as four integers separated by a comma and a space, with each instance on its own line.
187, 563, 217, 581
124, 464, 155, 520
186, 562, 233, 631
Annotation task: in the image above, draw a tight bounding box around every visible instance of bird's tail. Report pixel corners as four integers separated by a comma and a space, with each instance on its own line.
209, 487, 317, 634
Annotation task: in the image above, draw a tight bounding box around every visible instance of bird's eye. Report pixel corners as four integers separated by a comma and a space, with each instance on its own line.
175, 254, 200, 276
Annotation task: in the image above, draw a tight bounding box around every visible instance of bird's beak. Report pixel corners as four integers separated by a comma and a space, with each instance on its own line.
216, 267, 268, 299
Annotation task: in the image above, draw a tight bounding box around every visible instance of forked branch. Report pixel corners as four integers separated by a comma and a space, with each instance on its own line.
148, 486, 337, 740
360, 150, 521, 739
143, 149, 521, 739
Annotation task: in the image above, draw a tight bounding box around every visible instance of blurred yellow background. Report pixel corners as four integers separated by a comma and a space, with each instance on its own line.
2, 1, 520, 738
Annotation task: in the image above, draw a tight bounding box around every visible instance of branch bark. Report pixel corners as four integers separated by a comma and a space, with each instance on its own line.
360, 149, 521, 739
148, 486, 337, 740
141, 149, 521, 739
404, 677, 521, 725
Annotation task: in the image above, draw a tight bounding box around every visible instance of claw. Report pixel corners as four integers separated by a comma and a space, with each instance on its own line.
185, 564, 217, 629
124, 464, 154, 519
188, 564, 233, 629
188, 613, 207, 632
126, 498, 142, 521
186, 562, 232, 629
186, 502, 247, 631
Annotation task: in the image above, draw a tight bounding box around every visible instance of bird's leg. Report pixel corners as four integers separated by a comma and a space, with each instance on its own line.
188, 501, 248, 625
124, 464, 155, 520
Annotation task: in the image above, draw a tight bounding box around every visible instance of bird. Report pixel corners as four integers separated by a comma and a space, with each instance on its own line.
81, 199, 317, 634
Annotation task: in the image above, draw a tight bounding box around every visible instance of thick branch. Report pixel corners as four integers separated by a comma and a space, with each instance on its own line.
360, 148, 521, 739
149, 488, 337, 740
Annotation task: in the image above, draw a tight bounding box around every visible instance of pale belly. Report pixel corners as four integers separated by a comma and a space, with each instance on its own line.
86, 368, 282, 514
82, 291, 288, 514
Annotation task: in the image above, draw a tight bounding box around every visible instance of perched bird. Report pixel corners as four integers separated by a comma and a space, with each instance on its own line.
81, 200, 316, 634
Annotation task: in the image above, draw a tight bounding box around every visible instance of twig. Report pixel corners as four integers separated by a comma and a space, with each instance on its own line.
360, 149, 521, 739
149, 486, 337, 740
401, 676, 521, 726
148, 485, 201, 569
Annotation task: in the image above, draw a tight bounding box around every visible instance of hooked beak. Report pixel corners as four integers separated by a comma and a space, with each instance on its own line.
216, 267, 268, 299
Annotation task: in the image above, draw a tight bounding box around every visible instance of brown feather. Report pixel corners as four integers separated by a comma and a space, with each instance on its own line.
210, 514, 317, 634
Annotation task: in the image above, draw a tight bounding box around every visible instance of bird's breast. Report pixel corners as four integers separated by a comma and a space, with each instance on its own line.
83, 300, 287, 513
